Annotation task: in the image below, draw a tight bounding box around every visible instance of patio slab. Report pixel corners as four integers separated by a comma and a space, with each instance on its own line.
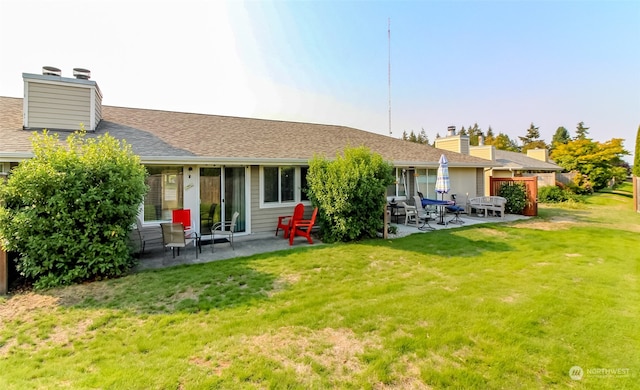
133, 213, 528, 272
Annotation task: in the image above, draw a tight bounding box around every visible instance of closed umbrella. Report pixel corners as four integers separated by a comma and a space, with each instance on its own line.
435, 154, 450, 224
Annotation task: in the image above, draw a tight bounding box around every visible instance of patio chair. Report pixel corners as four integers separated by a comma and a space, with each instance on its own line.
275, 203, 305, 238
133, 217, 162, 254
446, 194, 465, 224
211, 211, 240, 252
401, 201, 417, 227
289, 207, 318, 245
413, 195, 435, 231
160, 222, 200, 259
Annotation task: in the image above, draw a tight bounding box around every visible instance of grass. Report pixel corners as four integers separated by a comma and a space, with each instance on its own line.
1, 189, 639, 389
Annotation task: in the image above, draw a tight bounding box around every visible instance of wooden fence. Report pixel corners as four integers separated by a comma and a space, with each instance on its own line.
634, 176, 640, 213
490, 176, 538, 216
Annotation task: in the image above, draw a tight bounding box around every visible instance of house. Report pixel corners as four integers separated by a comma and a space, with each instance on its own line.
0, 67, 497, 237
435, 129, 563, 196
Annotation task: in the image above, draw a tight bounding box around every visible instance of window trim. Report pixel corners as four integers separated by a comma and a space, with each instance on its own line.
260, 165, 311, 208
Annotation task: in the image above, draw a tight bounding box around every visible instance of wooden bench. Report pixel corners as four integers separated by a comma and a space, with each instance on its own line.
468, 196, 507, 219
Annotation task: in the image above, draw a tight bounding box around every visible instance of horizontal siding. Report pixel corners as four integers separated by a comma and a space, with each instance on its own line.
248, 166, 313, 234
27, 82, 91, 130
94, 89, 102, 124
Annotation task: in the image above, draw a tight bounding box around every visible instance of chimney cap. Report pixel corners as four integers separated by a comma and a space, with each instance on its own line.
42, 66, 61, 76
73, 68, 91, 80
447, 125, 456, 136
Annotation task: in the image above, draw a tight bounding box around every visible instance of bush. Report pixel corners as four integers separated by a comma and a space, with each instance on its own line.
498, 182, 527, 214
538, 185, 582, 203
306, 146, 394, 243
0, 130, 148, 289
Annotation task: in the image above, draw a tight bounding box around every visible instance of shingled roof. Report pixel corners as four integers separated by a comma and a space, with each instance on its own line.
494, 149, 562, 171
0, 96, 494, 168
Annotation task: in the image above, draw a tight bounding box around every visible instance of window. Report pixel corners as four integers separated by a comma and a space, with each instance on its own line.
300, 166, 309, 201
386, 168, 408, 199
262, 166, 308, 205
144, 166, 183, 222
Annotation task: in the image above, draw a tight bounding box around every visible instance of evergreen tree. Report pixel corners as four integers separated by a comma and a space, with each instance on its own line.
519, 123, 547, 152
494, 132, 520, 152
484, 126, 495, 145
574, 121, 590, 140
551, 126, 571, 151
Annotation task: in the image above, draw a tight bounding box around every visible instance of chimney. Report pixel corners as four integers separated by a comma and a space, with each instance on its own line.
478, 135, 485, 146
435, 125, 470, 155
42, 66, 61, 76
22, 67, 102, 131
527, 148, 549, 162
73, 68, 91, 80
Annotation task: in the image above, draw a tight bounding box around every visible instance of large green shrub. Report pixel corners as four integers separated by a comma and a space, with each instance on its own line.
538, 185, 581, 203
498, 182, 527, 214
0, 130, 148, 289
306, 146, 394, 243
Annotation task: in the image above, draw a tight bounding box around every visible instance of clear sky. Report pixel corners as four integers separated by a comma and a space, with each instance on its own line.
1, 0, 638, 162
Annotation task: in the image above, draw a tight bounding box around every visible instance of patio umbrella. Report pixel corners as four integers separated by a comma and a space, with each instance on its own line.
435, 154, 450, 225
435, 154, 450, 200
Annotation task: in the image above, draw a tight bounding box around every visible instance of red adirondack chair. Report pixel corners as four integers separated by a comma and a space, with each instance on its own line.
289, 207, 318, 246
275, 203, 305, 238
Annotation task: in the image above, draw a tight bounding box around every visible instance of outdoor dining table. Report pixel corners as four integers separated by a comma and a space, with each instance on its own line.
421, 198, 454, 226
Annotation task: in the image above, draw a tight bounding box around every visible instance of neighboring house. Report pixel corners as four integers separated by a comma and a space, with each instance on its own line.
435, 128, 563, 196
0, 68, 496, 237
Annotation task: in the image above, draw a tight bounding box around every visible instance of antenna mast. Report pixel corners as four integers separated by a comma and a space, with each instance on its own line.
388, 17, 392, 135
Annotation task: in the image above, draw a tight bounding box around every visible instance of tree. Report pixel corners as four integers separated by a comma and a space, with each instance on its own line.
574, 121, 590, 140
493, 132, 520, 152
305, 146, 394, 243
467, 123, 483, 146
551, 137, 629, 190
0, 129, 148, 289
633, 125, 640, 177
484, 126, 495, 145
551, 126, 571, 152
519, 122, 547, 152
403, 129, 429, 145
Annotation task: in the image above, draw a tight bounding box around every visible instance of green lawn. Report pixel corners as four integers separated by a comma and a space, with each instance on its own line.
1, 190, 639, 389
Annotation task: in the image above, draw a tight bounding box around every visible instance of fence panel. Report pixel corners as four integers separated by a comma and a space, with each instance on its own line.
490, 176, 538, 216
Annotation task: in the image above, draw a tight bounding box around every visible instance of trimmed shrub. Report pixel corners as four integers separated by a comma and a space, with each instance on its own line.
306, 146, 394, 243
498, 182, 527, 214
538, 185, 582, 203
0, 130, 148, 289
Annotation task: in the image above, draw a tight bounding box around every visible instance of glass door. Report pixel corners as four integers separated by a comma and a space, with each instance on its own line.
200, 167, 246, 235
224, 167, 246, 233
199, 168, 221, 233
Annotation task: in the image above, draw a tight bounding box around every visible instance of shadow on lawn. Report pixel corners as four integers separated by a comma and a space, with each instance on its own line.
46, 250, 308, 315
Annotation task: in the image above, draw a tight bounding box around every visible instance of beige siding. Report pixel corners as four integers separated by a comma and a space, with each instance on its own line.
435, 135, 470, 155
248, 166, 314, 234
448, 167, 479, 199
27, 83, 91, 130
469, 146, 495, 161
476, 168, 484, 197
94, 89, 103, 125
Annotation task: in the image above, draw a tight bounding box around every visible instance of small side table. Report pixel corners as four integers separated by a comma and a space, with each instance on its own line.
387, 203, 403, 224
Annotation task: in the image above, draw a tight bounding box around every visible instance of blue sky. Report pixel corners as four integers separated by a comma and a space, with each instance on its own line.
1, 0, 638, 161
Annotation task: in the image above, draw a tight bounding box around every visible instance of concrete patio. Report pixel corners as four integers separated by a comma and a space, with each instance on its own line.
133, 212, 528, 272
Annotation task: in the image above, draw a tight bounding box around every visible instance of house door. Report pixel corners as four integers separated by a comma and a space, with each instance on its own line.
199, 167, 246, 234
223, 167, 246, 233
